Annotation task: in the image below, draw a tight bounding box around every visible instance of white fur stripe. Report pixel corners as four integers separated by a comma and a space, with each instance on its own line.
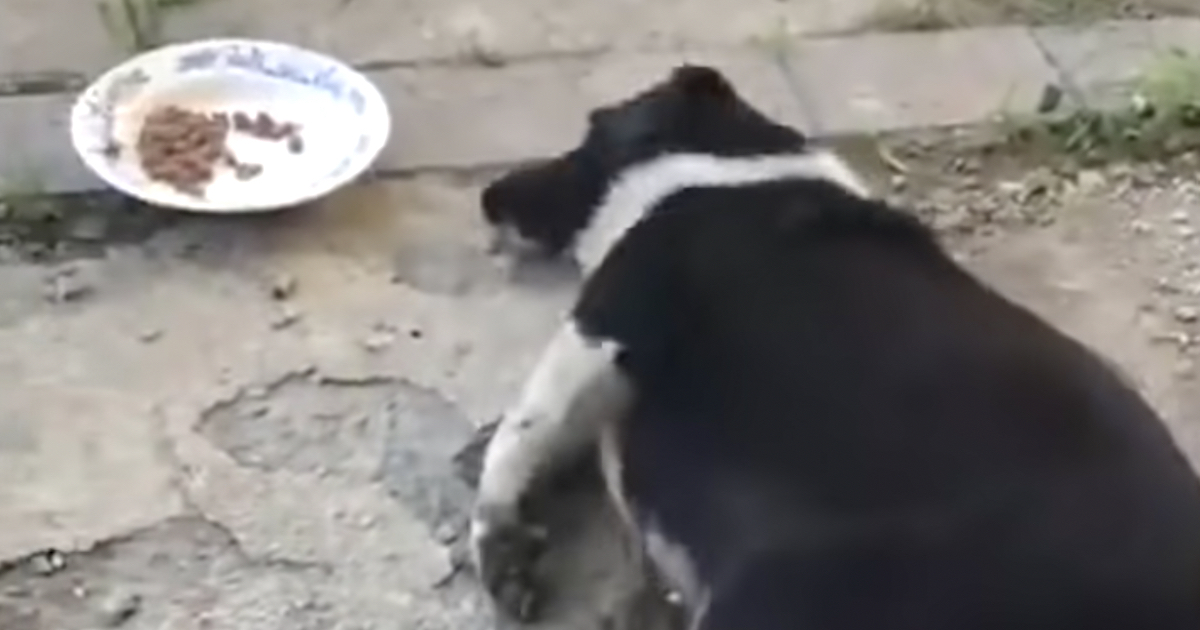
573, 150, 870, 272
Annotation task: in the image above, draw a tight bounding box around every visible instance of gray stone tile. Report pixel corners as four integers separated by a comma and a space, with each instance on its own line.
157, 0, 908, 68
0, 0, 126, 77
0, 93, 103, 196
783, 27, 1057, 135
1034, 18, 1200, 109
374, 48, 807, 171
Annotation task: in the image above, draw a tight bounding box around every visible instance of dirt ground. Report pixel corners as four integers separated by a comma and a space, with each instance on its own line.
3, 129, 1200, 629
854, 0, 1200, 32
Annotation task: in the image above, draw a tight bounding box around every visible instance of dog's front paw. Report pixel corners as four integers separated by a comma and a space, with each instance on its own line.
472, 509, 549, 621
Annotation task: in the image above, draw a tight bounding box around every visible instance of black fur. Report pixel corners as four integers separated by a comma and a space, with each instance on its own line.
480, 65, 807, 255
485, 66, 1200, 629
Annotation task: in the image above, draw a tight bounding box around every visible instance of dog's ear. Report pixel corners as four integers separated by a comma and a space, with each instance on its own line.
670, 65, 735, 100
572, 214, 682, 360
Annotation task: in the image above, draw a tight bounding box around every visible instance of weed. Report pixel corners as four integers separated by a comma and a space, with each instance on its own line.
852, 0, 1196, 34
1002, 49, 1200, 163
96, 0, 205, 53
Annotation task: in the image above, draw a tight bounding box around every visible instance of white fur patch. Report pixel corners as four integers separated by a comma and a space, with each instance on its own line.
573, 150, 870, 271
475, 321, 629, 516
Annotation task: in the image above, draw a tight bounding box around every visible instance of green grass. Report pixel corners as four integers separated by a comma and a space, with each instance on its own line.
1002, 49, 1200, 162
853, 0, 1198, 34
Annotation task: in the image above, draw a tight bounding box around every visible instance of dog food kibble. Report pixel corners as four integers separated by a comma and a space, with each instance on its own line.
136, 106, 229, 196
135, 105, 305, 196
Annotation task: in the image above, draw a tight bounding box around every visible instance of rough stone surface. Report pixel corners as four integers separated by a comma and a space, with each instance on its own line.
1034, 17, 1200, 108
376, 48, 808, 171
784, 27, 1058, 134
155, 0, 912, 67
0, 92, 102, 195
0, 0, 126, 77
0, 0, 918, 83
6, 13, 1200, 630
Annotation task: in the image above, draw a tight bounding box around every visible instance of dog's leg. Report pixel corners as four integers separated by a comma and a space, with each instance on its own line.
473, 320, 627, 620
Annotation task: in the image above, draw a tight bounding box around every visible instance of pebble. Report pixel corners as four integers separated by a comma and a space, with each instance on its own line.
362, 332, 395, 353
97, 589, 141, 627
270, 305, 302, 330
1171, 210, 1191, 224
433, 522, 460, 545
1075, 169, 1105, 193
30, 549, 66, 575
45, 269, 93, 303
1174, 305, 1199, 323
1175, 358, 1196, 379
138, 328, 163, 343
1129, 220, 1154, 235
270, 274, 297, 300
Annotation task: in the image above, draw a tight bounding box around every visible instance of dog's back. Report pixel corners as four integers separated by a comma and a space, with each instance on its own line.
576, 178, 1200, 630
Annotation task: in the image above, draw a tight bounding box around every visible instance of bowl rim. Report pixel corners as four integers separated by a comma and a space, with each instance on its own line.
69, 38, 392, 214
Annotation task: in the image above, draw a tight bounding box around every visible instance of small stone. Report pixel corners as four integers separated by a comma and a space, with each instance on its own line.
890, 174, 907, 191
45, 270, 93, 303
269, 274, 297, 300
1179, 226, 1197, 239
271, 305, 301, 330
1172, 210, 1190, 224
1174, 305, 1199, 323
97, 589, 141, 627
30, 549, 66, 575
1175, 358, 1196, 380
138, 328, 163, 343
1129, 220, 1154, 235
1156, 278, 1181, 294
1075, 170, 1104, 193
434, 523, 459, 544
362, 332, 395, 353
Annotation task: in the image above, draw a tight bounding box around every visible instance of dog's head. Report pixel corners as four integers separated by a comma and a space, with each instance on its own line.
480, 65, 808, 258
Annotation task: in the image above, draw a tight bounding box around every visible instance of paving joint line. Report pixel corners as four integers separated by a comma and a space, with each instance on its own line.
1025, 26, 1089, 110
767, 45, 825, 138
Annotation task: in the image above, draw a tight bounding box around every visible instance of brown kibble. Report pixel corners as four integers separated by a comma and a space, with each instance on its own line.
252, 111, 274, 137
233, 111, 253, 131
138, 105, 301, 196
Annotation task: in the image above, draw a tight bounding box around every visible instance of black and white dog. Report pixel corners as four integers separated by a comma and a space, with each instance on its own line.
471, 65, 1200, 630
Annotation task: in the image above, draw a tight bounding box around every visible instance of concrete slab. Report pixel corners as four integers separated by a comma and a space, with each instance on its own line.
376, 48, 807, 171
0, 49, 800, 194
1033, 17, 1200, 108
783, 27, 1058, 135
0, 0, 126, 77
158, 0, 910, 67
0, 92, 102, 195
0, 171, 581, 564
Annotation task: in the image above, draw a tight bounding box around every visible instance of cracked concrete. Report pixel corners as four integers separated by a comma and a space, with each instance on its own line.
2, 131, 1200, 630
0, 168, 654, 630
3, 4, 1200, 628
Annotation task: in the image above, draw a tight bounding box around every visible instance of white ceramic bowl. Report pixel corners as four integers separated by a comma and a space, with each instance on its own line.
70, 39, 390, 213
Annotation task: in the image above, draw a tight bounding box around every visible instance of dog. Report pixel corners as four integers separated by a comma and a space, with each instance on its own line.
470, 65, 1200, 630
